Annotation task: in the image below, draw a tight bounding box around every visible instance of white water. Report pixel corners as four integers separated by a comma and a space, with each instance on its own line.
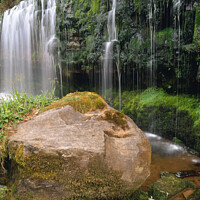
0, 0, 58, 95
145, 132, 197, 158
102, 0, 121, 103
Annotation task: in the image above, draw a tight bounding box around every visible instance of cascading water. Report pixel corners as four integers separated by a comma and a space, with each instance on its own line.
102, 0, 121, 104
0, 0, 58, 95
173, 0, 182, 140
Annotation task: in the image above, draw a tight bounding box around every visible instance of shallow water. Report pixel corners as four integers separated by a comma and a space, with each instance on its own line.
141, 132, 200, 191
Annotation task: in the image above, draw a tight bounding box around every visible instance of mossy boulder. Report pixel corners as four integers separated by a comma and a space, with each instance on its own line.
7, 92, 151, 199
148, 173, 194, 200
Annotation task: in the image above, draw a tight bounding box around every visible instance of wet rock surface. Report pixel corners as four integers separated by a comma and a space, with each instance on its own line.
7, 92, 151, 199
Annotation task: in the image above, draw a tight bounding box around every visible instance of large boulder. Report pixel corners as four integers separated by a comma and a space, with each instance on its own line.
7, 92, 151, 199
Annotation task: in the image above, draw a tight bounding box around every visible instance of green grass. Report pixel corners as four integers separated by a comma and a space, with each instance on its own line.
0, 89, 58, 138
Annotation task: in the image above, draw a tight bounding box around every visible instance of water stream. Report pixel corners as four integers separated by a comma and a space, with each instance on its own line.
142, 132, 200, 191
0, 0, 58, 95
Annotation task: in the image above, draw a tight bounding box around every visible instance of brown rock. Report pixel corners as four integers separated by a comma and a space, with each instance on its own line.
7, 93, 151, 199
183, 189, 195, 199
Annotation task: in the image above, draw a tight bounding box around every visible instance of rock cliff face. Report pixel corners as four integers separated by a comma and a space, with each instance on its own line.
7, 92, 151, 199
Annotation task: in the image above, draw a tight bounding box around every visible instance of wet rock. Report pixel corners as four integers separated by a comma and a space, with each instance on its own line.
148, 174, 194, 200
7, 92, 151, 199
175, 170, 197, 178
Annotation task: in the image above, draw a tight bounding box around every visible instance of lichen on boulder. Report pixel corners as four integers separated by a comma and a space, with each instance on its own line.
7, 92, 151, 199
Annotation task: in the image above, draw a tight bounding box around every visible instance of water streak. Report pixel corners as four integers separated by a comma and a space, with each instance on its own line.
102, 0, 121, 105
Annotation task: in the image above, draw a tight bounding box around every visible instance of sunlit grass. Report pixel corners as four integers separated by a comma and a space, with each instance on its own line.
0, 89, 58, 138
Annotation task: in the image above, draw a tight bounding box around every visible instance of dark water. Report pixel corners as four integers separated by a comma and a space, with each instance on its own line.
142, 132, 200, 191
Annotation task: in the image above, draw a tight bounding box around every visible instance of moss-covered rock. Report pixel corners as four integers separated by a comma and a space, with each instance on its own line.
42, 91, 107, 113
7, 92, 151, 199
148, 173, 194, 200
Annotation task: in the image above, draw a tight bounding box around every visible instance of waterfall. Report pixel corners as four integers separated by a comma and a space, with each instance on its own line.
102, 0, 120, 104
0, 0, 58, 95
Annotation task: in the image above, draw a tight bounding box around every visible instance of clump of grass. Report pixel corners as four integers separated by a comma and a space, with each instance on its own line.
42, 91, 107, 114
0, 89, 58, 138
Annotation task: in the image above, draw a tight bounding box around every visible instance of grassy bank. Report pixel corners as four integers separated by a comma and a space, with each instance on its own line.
0, 90, 58, 138
114, 88, 200, 153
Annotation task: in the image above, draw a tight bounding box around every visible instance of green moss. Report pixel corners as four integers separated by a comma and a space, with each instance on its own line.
42, 92, 107, 114
103, 109, 129, 130
156, 28, 173, 47
114, 88, 200, 153
148, 174, 194, 200
129, 189, 149, 200
8, 144, 137, 199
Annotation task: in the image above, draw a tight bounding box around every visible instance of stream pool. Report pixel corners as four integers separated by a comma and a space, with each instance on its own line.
142, 132, 200, 191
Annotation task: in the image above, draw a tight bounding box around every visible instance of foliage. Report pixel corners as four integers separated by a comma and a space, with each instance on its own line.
114, 88, 200, 153
193, 5, 200, 52
0, 89, 58, 138
0, 0, 21, 13
56, 0, 199, 95
56, 0, 108, 74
